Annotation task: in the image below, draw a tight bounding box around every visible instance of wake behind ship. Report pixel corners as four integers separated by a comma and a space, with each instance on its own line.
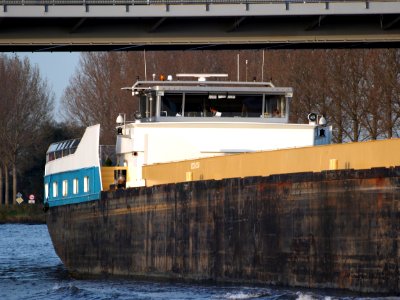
44, 74, 400, 294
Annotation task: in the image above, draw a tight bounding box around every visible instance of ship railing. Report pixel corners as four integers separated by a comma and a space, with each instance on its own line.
131, 80, 276, 90
0, 0, 378, 6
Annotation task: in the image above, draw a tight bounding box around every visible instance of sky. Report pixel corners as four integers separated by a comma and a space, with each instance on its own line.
20, 52, 81, 121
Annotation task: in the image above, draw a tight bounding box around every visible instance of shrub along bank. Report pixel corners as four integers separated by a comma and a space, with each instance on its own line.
0, 204, 45, 224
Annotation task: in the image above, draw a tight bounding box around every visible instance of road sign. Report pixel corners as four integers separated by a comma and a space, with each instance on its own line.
16, 197, 23, 205
16, 192, 22, 198
28, 194, 35, 204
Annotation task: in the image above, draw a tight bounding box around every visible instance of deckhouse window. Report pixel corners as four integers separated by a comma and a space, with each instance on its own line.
46, 138, 80, 163
62, 180, 68, 197
73, 178, 79, 194
83, 176, 89, 193
52, 182, 58, 198
44, 183, 49, 200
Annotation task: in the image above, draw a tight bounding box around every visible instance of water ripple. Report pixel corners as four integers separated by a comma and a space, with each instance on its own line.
0, 224, 396, 300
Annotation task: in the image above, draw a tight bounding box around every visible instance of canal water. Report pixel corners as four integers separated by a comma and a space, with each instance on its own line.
0, 224, 396, 300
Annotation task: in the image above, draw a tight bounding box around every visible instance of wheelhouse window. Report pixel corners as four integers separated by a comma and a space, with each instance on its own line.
159, 92, 275, 118
140, 92, 157, 119
219, 94, 262, 117
160, 93, 183, 116
62, 180, 68, 197
52, 182, 58, 198
83, 176, 89, 193
264, 95, 286, 118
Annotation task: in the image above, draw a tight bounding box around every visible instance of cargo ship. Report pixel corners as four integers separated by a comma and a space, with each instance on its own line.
44, 75, 400, 294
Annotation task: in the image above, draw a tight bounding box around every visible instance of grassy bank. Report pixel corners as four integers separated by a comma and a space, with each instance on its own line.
0, 204, 46, 224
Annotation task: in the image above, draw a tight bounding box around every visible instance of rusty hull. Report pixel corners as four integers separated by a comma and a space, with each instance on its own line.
46, 167, 400, 293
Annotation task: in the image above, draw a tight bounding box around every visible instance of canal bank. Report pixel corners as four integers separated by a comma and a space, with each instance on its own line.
0, 204, 45, 224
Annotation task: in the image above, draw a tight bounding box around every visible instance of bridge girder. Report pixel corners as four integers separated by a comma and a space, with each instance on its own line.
1, 1, 400, 51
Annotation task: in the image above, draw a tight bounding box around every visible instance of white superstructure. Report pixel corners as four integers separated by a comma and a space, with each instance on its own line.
116, 76, 331, 188
45, 124, 101, 177
44, 124, 103, 207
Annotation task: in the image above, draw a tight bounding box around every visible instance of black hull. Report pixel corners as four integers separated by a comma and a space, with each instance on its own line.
46, 167, 400, 293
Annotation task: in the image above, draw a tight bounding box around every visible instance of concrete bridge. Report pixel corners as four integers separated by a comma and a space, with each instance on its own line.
1, 0, 400, 51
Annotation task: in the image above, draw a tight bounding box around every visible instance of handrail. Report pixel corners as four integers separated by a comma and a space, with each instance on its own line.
0, 0, 394, 6
131, 80, 277, 90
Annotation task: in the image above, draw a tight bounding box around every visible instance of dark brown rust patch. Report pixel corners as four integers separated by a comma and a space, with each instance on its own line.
47, 168, 400, 293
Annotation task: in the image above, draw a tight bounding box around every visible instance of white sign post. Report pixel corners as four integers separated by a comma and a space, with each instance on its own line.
28, 194, 35, 204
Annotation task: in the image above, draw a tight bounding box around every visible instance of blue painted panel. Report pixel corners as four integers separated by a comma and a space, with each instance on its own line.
44, 166, 101, 207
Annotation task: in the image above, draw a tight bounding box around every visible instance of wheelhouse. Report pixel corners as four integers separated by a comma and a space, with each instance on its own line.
130, 80, 293, 123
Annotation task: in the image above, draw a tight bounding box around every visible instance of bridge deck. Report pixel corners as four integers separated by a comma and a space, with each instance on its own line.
1, 1, 400, 51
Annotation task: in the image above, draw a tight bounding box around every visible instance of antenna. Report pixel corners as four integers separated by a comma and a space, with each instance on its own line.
143, 49, 147, 81
237, 53, 240, 82
261, 50, 265, 82
176, 74, 228, 82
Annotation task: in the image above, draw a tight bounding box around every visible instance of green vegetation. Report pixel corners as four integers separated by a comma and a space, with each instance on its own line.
0, 204, 45, 224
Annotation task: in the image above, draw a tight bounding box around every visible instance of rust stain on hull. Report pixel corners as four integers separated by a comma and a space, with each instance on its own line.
47, 167, 400, 294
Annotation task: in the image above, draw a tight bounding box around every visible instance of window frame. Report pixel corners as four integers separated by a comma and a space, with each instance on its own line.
83, 176, 89, 193
62, 180, 68, 197
44, 183, 49, 199
73, 178, 79, 195
52, 181, 58, 198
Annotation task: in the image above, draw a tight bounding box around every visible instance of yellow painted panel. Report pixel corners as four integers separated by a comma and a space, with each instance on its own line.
186, 172, 193, 181
101, 166, 128, 191
329, 159, 338, 170
143, 138, 400, 186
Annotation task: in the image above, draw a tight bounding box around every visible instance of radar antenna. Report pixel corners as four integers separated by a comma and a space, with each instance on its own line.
176, 73, 228, 82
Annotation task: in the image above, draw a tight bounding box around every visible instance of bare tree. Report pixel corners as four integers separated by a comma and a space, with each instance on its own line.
62, 49, 400, 146
377, 49, 400, 138
62, 52, 136, 144
0, 55, 54, 205
360, 50, 385, 140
